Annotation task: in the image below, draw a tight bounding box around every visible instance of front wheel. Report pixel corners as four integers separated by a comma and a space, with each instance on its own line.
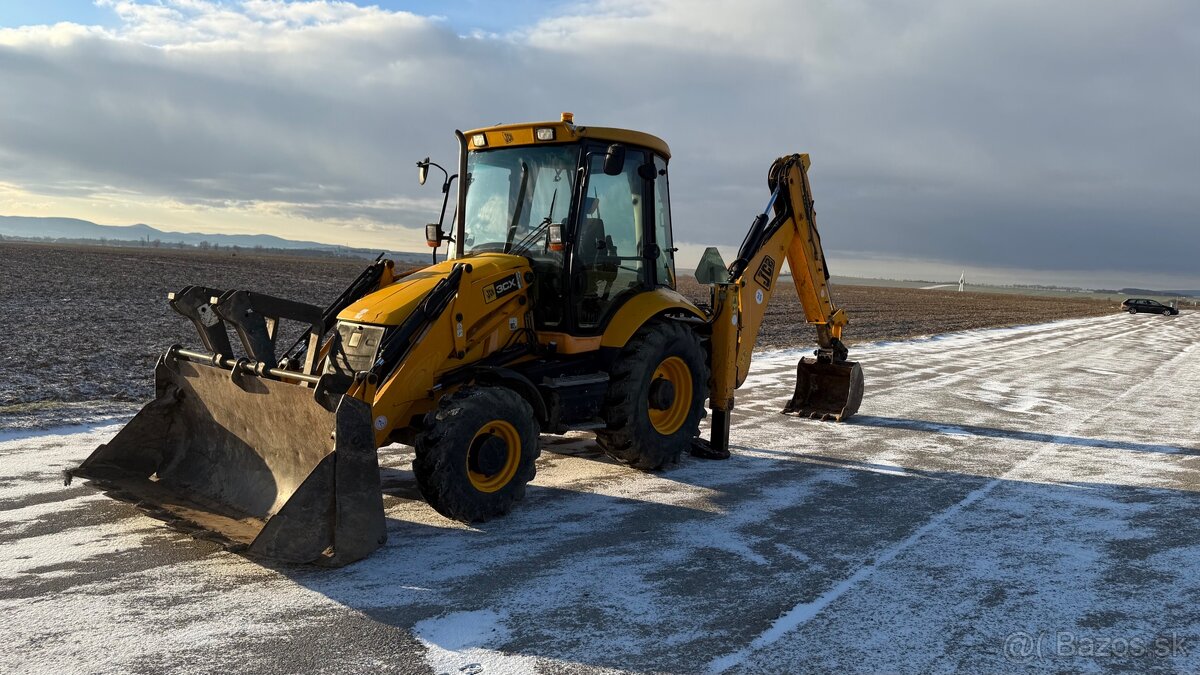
596, 320, 709, 470
1128, 307, 1137, 314
1163, 309, 1171, 316
414, 386, 541, 522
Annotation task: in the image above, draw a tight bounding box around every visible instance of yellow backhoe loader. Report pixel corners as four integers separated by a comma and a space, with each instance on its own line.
68, 114, 863, 565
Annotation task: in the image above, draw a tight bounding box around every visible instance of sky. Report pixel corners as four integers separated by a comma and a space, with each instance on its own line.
0, 1, 1197, 289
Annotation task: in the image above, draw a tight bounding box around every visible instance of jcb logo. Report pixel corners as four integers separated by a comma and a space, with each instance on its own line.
754, 256, 776, 290
502, 132, 514, 144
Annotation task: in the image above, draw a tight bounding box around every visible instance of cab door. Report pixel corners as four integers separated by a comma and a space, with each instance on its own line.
570, 145, 654, 331
650, 153, 676, 288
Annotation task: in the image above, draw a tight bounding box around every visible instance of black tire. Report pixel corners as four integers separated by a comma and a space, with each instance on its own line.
1128, 307, 1137, 314
596, 320, 709, 470
1163, 309, 1171, 316
413, 386, 541, 523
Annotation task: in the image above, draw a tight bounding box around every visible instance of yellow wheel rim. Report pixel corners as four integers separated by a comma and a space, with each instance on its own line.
648, 356, 692, 435
466, 420, 521, 493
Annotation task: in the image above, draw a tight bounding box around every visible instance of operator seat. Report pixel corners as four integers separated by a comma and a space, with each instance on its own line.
576, 200, 618, 301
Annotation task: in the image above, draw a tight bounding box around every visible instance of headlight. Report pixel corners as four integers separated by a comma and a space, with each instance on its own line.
535, 127, 555, 141
471, 133, 488, 147
327, 322, 386, 376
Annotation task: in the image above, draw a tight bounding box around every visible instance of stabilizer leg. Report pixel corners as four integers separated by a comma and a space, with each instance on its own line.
691, 407, 731, 460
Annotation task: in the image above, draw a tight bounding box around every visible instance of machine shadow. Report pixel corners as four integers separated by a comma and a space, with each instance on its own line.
378, 466, 423, 501
849, 414, 1200, 456
265, 434, 1200, 673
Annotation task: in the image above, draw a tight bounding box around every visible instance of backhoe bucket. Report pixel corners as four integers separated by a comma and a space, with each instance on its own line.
67, 358, 387, 566
784, 358, 864, 422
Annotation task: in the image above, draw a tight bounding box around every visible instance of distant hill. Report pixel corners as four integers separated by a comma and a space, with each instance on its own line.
0, 215, 355, 251
0, 215, 437, 266
1120, 287, 1200, 297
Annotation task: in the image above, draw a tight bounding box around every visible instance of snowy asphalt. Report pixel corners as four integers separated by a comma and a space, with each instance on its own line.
2, 312, 1199, 674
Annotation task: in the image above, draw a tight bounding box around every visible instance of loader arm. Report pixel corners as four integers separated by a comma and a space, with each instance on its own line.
705, 154, 863, 455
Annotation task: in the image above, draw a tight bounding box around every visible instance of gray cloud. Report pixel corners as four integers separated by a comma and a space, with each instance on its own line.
0, 0, 1197, 286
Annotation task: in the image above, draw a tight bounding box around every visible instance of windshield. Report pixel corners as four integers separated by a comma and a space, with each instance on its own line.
462, 145, 578, 256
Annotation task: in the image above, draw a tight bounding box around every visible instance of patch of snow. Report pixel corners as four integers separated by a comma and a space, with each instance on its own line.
413, 609, 539, 675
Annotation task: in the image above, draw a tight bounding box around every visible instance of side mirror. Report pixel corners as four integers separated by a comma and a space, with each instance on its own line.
425, 223, 442, 248
548, 222, 564, 252
603, 144, 625, 176
416, 157, 456, 263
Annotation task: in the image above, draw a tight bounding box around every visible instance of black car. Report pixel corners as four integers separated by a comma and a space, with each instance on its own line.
1121, 298, 1179, 315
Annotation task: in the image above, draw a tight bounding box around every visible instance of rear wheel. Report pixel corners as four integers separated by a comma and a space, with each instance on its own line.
596, 320, 709, 470
414, 386, 541, 522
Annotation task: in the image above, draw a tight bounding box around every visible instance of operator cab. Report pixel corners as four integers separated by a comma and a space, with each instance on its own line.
422, 114, 676, 335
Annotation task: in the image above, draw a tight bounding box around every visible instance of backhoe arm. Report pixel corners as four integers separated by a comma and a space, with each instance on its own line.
703, 154, 863, 457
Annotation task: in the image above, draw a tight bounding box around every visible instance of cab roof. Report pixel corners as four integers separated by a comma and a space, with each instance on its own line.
463, 113, 670, 159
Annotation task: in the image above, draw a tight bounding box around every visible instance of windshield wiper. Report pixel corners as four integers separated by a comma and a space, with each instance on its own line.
510, 187, 558, 256
541, 187, 558, 230
504, 161, 530, 253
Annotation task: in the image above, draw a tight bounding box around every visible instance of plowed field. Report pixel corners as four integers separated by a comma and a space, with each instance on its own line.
1, 242, 1118, 421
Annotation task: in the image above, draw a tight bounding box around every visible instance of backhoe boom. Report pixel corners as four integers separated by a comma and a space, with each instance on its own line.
705, 154, 863, 456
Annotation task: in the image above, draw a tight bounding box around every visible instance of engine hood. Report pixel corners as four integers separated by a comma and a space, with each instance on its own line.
337, 253, 530, 326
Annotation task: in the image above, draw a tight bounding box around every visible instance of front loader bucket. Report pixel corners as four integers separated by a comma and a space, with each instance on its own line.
783, 358, 864, 422
67, 358, 387, 566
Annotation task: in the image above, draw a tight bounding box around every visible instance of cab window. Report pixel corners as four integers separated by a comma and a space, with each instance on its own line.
652, 154, 675, 287
574, 147, 650, 329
